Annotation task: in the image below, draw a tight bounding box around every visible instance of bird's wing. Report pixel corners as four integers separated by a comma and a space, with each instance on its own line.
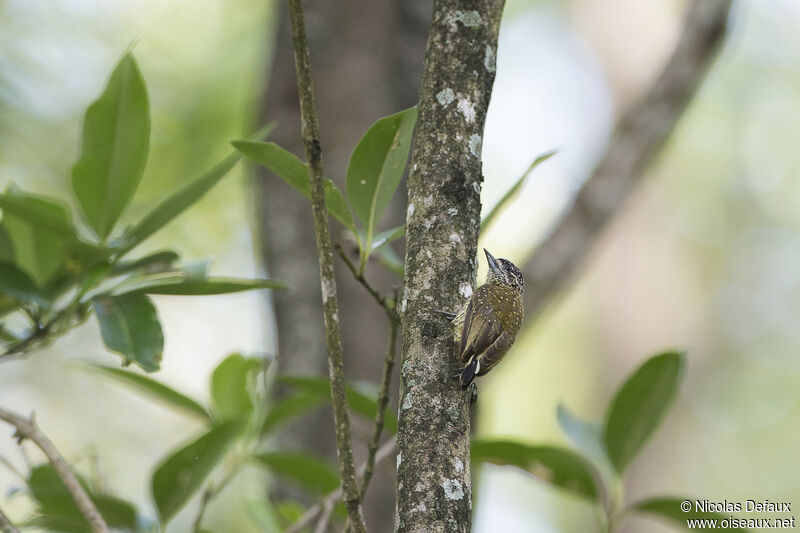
476, 330, 514, 376
459, 288, 502, 363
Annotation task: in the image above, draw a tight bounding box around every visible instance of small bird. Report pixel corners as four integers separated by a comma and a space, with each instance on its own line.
450, 249, 524, 390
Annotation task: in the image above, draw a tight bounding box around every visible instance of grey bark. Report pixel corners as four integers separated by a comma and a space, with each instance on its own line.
522, 0, 732, 320
396, 1, 504, 532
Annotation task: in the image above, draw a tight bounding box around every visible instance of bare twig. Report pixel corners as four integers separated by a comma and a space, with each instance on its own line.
285, 436, 397, 533
0, 407, 109, 533
313, 499, 335, 533
522, 0, 732, 320
0, 504, 19, 533
342, 314, 399, 533
192, 467, 238, 533
0, 456, 25, 482
338, 242, 399, 509
359, 313, 398, 500
287, 1, 366, 531
335, 244, 390, 314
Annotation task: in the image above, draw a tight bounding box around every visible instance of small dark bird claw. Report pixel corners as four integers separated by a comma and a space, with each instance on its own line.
450, 371, 461, 381
433, 309, 457, 321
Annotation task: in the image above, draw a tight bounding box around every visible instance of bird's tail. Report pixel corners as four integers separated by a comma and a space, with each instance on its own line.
459, 358, 480, 390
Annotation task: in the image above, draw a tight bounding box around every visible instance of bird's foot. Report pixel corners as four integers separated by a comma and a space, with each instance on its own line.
433, 309, 457, 321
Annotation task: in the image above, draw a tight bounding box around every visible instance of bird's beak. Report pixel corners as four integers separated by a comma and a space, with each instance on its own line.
484, 249, 501, 274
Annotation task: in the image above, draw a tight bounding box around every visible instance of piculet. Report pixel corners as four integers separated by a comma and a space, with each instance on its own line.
452, 249, 524, 389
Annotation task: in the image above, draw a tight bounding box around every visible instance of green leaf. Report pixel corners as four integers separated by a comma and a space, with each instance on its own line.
252, 451, 339, 494
62, 240, 112, 277
0, 325, 18, 342
345, 107, 417, 267
244, 498, 284, 532
556, 403, 608, 466
0, 187, 78, 239
151, 421, 242, 524
0, 262, 48, 307
471, 440, 598, 499
71, 53, 150, 240
210, 353, 262, 421
108, 272, 187, 296
260, 393, 328, 438
373, 242, 404, 275
232, 140, 356, 234
275, 501, 306, 527
480, 150, 556, 233
635, 497, 751, 531
88, 364, 212, 422
92, 293, 164, 371
367, 225, 404, 252
123, 153, 234, 252
346, 108, 416, 230
132, 277, 287, 295
0, 223, 15, 262
604, 351, 685, 474
1, 186, 76, 286
27, 464, 139, 532
111, 250, 180, 275
278, 375, 397, 434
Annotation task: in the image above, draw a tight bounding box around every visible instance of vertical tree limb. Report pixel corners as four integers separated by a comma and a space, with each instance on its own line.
287, 0, 366, 531
359, 314, 398, 501
522, 0, 732, 320
397, 1, 505, 532
0, 407, 109, 533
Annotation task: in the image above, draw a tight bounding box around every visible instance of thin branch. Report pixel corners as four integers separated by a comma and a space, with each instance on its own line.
337, 242, 399, 506
285, 436, 397, 533
0, 504, 19, 533
0, 456, 25, 482
192, 468, 237, 533
342, 314, 399, 533
359, 313, 398, 501
522, 0, 732, 320
335, 244, 390, 314
313, 499, 335, 533
0, 407, 109, 533
287, 0, 366, 531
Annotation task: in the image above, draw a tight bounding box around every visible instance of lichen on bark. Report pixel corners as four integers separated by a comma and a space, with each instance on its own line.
396, 1, 505, 532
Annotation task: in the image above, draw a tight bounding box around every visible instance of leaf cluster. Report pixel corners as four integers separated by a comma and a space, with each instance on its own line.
472, 351, 749, 532
233, 107, 417, 278
0, 53, 282, 371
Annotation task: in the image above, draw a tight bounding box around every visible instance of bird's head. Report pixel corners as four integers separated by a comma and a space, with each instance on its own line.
484, 249, 524, 293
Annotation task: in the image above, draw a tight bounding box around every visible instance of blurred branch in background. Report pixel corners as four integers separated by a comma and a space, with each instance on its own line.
0, 406, 109, 533
0, 504, 19, 533
522, 0, 732, 321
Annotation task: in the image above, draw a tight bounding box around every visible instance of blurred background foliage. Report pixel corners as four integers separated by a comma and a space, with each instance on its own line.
1, 0, 798, 532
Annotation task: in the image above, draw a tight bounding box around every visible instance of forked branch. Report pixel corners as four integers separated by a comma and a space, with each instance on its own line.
0, 406, 109, 533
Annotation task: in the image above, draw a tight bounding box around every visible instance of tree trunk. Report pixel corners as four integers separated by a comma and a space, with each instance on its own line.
396, 1, 504, 532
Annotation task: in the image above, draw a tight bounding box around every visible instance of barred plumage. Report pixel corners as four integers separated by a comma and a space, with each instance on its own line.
453, 249, 524, 389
